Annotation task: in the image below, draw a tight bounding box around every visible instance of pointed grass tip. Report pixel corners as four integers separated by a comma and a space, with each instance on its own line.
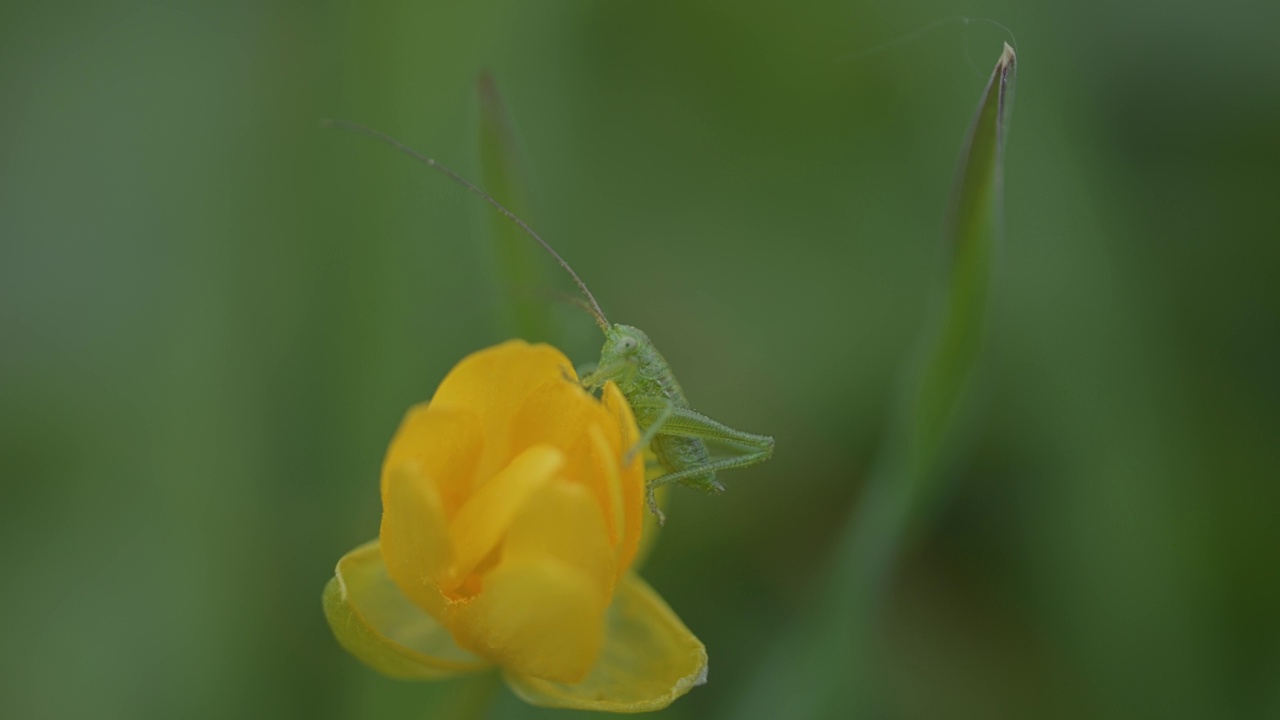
998, 42, 1015, 69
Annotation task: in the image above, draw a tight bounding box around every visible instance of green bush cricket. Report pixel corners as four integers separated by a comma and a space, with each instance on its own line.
322, 119, 775, 523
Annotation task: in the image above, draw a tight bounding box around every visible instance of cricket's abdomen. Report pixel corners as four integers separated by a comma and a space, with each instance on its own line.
651, 433, 722, 494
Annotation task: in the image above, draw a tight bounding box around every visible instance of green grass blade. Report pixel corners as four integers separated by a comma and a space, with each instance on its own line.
476, 70, 555, 342
906, 41, 1016, 488
730, 44, 1016, 719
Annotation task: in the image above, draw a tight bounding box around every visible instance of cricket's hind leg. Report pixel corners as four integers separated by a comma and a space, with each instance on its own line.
647, 456, 768, 523
642, 471, 723, 525
681, 472, 726, 495
644, 486, 665, 525
633, 401, 774, 523
647, 451, 767, 494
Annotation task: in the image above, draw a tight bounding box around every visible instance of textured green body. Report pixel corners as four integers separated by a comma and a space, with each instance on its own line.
582, 324, 773, 516
593, 325, 719, 494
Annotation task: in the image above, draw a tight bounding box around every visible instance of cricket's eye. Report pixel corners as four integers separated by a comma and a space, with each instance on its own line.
618, 337, 638, 353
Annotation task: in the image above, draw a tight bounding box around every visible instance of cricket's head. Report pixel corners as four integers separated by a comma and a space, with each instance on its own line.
595, 324, 653, 390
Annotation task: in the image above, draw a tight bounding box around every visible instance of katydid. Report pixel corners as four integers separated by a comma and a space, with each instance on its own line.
323, 119, 774, 522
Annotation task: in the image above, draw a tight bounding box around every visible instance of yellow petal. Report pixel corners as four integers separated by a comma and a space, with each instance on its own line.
453, 555, 607, 684
428, 341, 575, 479
504, 480, 616, 603
601, 381, 645, 572
587, 424, 626, 561
504, 572, 707, 712
446, 445, 564, 591
509, 375, 628, 548
446, 480, 615, 679
323, 540, 490, 680
631, 484, 668, 572
382, 405, 483, 519
380, 462, 454, 618
510, 374, 617, 454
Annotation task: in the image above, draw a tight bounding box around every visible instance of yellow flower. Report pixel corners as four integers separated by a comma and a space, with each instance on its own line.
323, 340, 707, 712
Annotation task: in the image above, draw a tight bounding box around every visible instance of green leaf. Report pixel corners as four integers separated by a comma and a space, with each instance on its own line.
477, 70, 556, 342
323, 540, 491, 680
733, 44, 1017, 719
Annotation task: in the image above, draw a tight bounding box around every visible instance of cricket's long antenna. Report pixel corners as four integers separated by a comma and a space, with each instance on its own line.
321, 117, 611, 332
552, 291, 608, 324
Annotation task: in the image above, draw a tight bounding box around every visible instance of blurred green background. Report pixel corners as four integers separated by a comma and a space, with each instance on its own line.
3, 1, 1278, 718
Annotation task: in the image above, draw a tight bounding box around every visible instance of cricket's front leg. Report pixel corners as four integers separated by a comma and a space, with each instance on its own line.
625, 397, 675, 466
625, 396, 681, 524
578, 359, 631, 392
